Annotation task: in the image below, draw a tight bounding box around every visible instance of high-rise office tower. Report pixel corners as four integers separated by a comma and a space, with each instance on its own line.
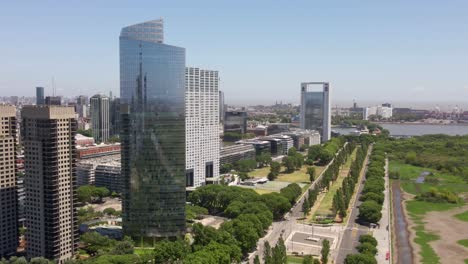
76, 95, 88, 118
22, 106, 78, 262
300, 82, 331, 142
45, 96, 61, 106
185, 67, 220, 188
110, 97, 120, 137
90, 94, 110, 143
0, 105, 18, 258
120, 19, 186, 239
36, 87, 45, 105
219, 90, 225, 123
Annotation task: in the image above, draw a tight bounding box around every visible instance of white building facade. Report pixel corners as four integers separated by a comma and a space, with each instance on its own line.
185, 67, 220, 188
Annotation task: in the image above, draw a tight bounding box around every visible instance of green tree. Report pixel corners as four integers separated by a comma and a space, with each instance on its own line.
344, 253, 377, 264
264, 241, 272, 264
307, 167, 316, 182
254, 255, 261, 264
260, 193, 291, 220
358, 200, 382, 223
356, 242, 377, 256
302, 197, 310, 217
268, 161, 281, 181
321, 239, 330, 264
153, 239, 190, 263
103, 207, 117, 216
308, 145, 322, 161
282, 156, 295, 173
359, 234, 378, 247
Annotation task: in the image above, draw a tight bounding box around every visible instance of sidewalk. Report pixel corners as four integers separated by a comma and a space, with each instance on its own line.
373, 158, 391, 263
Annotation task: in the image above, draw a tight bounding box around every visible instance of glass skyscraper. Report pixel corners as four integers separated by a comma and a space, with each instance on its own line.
300, 82, 331, 142
120, 19, 186, 240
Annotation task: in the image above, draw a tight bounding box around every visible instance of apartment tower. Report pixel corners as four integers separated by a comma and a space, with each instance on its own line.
300, 82, 331, 142
185, 67, 220, 188
22, 106, 78, 262
90, 94, 110, 143
0, 105, 18, 257
120, 19, 186, 240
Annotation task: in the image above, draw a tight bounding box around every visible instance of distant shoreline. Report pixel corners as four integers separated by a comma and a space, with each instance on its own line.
376, 122, 468, 126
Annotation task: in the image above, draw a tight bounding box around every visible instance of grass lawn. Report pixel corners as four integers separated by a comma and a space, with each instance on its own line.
254, 189, 275, 195
134, 248, 154, 255
455, 211, 468, 222
458, 239, 468, 248
390, 161, 468, 195
287, 255, 304, 264
248, 163, 325, 184
315, 149, 357, 216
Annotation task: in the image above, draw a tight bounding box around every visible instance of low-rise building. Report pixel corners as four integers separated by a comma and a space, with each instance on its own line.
220, 144, 256, 166
77, 143, 120, 159
95, 162, 122, 193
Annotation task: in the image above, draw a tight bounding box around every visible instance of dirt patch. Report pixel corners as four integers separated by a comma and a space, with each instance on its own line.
424, 205, 468, 264
402, 192, 421, 264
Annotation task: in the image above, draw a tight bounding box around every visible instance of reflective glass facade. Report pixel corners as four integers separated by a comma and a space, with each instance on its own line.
120, 20, 186, 239
300, 82, 331, 141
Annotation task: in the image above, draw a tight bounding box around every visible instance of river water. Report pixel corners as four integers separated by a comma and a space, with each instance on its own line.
334, 124, 468, 137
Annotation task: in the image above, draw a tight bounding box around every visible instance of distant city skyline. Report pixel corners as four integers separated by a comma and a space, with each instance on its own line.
1, 1, 468, 105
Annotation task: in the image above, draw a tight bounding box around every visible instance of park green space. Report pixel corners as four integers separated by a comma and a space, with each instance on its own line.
249, 164, 325, 184
314, 148, 357, 217
389, 161, 468, 195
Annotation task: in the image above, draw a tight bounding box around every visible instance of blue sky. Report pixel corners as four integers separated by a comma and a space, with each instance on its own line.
1, 0, 467, 106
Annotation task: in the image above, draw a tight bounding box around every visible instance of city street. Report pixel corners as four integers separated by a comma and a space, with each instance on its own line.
334, 145, 373, 264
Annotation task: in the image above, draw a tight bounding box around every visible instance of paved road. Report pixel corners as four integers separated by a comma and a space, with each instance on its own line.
373, 159, 392, 263
335, 145, 373, 264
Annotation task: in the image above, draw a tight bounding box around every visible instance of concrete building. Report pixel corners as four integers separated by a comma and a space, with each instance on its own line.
224, 110, 248, 133
90, 94, 110, 143
45, 96, 61, 106
364, 104, 393, 120
95, 162, 122, 194
36, 87, 45, 105
283, 129, 321, 149
219, 90, 225, 123
300, 82, 331, 142
76, 154, 120, 187
220, 144, 256, 166
0, 105, 18, 257
120, 19, 186, 239
76, 95, 88, 118
22, 106, 78, 262
185, 67, 220, 188
271, 135, 294, 154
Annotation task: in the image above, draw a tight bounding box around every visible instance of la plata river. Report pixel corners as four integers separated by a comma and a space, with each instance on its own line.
334, 124, 468, 136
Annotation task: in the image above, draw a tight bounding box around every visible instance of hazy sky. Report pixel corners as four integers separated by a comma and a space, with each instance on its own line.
1, 1, 467, 106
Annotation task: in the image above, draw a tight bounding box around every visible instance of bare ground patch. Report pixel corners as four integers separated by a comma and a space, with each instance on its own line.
424, 205, 468, 264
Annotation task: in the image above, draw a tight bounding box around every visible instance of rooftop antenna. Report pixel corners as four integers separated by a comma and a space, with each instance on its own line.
52, 76, 56, 96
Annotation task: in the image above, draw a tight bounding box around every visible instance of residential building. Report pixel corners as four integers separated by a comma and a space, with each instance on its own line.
300, 82, 331, 142
77, 144, 120, 159
120, 19, 186, 239
36, 87, 45, 105
76, 154, 120, 187
185, 67, 220, 188
220, 144, 256, 166
90, 94, 110, 143
224, 110, 248, 133
0, 105, 18, 257
76, 95, 88, 118
364, 104, 393, 120
22, 105, 78, 262
219, 90, 225, 123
